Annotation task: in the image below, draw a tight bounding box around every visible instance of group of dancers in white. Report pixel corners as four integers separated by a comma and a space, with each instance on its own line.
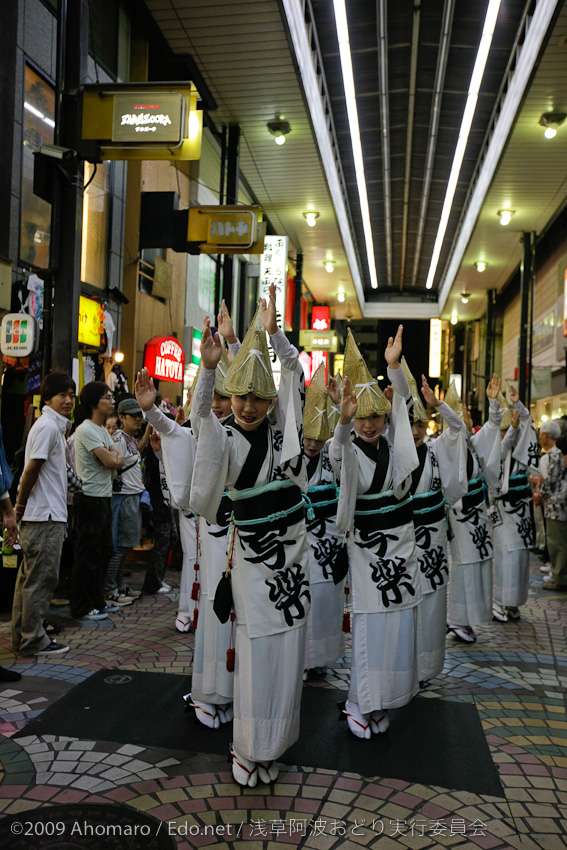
134, 285, 539, 787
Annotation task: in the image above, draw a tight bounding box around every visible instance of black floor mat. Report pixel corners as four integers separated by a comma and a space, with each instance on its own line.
16, 669, 503, 796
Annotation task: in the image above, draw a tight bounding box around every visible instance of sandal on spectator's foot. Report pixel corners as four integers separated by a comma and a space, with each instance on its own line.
230, 745, 257, 787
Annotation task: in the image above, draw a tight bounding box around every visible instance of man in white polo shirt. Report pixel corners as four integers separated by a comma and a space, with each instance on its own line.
12, 372, 77, 656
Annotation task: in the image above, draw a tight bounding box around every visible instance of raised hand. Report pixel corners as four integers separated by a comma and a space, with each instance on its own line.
384, 385, 394, 405
261, 283, 278, 335
508, 383, 520, 405
149, 430, 161, 453
339, 375, 358, 424
135, 367, 157, 412
384, 325, 403, 369
462, 402, 473, 433
200, 316, 223, 370
328, 375, 340, 405
217, 299, 237, 344
175, 406, 186, 425
486, 373, 500, 399
511, 408, 520, 429
422, 375, 442, 408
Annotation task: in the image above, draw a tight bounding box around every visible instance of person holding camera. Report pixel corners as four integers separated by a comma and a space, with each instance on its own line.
104, 398, 145, 606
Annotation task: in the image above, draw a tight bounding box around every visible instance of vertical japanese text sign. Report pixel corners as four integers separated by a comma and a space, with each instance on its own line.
259, 236, 288, 389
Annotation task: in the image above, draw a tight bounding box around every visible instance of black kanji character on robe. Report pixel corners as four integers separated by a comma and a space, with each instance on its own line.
355, 528, 399, 557
516, 516, 535, 548
265, 562, 310, 625
239, 528, 293, 570
310, 537, 337, 579
527, 441, 540, 470
415, 523, 436, 551
322, 453, 333, 473
471, 524, 492, 559
369, 556, 416, 607
306, 516, 327, 538
457, 502, 484, 527
272, 428, 284, 452
418, 545, 448, 591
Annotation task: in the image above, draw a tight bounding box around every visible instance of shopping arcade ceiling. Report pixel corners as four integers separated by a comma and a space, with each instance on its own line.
144, 0, 567, 323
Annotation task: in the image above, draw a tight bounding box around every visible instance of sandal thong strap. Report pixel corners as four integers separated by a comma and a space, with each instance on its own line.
342, 708, 369, 732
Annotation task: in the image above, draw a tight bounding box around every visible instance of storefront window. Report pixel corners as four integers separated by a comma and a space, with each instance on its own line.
81, 162, 110, 289
20, 65, 55, 269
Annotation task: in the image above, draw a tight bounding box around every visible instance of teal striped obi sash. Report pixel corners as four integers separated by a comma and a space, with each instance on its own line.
499, 472, 530, 504
461, 476, 484, 512
354, 489, 413, 532
412, 488, 446, 527
228, 478, 304, 529
304, 483, 339, 521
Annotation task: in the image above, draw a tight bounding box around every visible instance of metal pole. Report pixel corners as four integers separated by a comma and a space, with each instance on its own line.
222, 124, 240, 313
518, 232, 533, 402
484, 288, 496, 420
526, 232, 535, 408
214, 125, 227, 317
289, 253, 303, 349
50, 0, 88, 373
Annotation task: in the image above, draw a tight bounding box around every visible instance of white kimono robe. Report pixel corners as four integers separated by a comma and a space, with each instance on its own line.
447, 399, 502, 626
329, 367, 421, 714
411, 403, 467, 680
304, 444, 344, 670
491, 401, 538, 607
190, 330, 309, 762
143, 404, 233, 705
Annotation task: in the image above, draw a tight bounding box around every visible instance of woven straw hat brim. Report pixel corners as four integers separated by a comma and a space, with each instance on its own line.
343, 329, 391, 417
497, 391, 512, 429
214, 345, 232, 398
223, 308, 277, 400
304, 362, 330, 440
444, 381, 463, 417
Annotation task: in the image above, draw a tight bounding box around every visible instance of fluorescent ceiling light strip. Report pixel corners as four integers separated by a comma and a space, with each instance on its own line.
24, 101, 55, 128
334, 0, 379, 289
425, 0, 502, 289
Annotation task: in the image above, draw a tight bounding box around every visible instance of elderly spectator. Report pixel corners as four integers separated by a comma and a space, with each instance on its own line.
540, 433, 567, 591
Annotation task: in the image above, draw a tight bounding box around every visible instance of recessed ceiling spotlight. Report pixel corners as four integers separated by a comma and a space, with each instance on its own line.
303, 212, 319, 227
475, 261, 487, 273
450, 311, 458, 325
267, 119, 291, 145
337, 291, 346, 302
498, 209, 514, 226
324, 260, 336, 273
461, 291, 471, 304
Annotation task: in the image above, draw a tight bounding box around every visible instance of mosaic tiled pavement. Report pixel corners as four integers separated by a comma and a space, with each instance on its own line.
1, 559, 567, 850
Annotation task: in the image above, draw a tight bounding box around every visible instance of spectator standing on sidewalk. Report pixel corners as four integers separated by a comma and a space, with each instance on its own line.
105, 398, 145, 606
70, 382, 124, 621
12, 372, 76, 656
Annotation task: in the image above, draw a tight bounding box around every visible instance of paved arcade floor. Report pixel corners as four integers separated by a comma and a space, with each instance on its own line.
0, 558, 566, 850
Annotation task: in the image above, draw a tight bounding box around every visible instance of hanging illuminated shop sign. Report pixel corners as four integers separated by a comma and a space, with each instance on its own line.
112, 93, 184, 144
81, 83, 202, 161
0, 314, 39, 357
429, 318, 443, 378
311, 306, 330, 331
144, 336, 185, 382
78, 296, 103, 348
191, 328, 202, 365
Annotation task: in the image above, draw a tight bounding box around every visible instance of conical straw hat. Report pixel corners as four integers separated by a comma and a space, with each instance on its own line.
443, 380, 463, 418
304, 363, 330, 441
214, 341, 231, 398
186, 361, 202, 415
498, 391, 512, 430
326, 372, 341, 434
400, 356, 428, 423
343, 328, 390, 417
223, 305, 277, 400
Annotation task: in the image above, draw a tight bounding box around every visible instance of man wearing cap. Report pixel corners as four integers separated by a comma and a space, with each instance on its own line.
104, 398, 145, 606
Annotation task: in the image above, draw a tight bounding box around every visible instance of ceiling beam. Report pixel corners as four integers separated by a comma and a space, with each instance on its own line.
437, 0, 561, 313
399, 0, 421, 291
377, 0, 392, 288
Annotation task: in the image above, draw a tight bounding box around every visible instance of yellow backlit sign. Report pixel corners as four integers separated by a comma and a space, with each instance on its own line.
78, 296, 103, 347
299, 330, 338, 353
429, 318, 442, 378
81, 84, 202, 161
188, 206, 266, 254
